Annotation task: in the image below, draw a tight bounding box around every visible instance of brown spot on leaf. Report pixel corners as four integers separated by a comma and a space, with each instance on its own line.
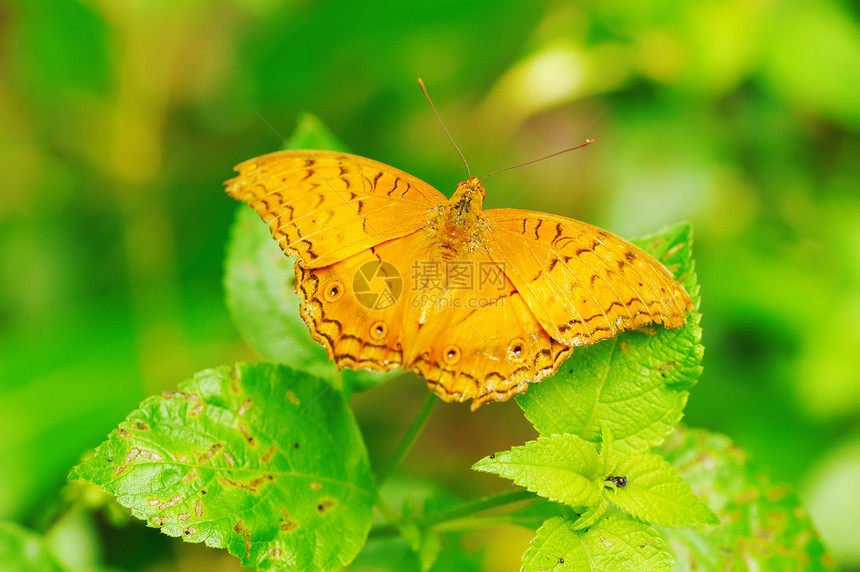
238, 398, 254, 416
183, 526, 197, 536
195, 499, 203, 517
218, 475, 268, 493
280, 508, 299, 532
132, 421, 149, 432
182, 468, 198, 483
158, 495, 183, 510
648, 237, 666, 250
238, 424, 256, 447
260, 445, 278, 463
162, 390, 198, 401
229, 367, 241, 394
661, 243, 684, 261
125, 448, 141, 463
269, 547, 284, 558
177, 512, 191, 522
113, 465, 127, 476
316, 498, 336, 515
116, 427, 130, 439
309, 482, 322, 491
197, 443, 222, 464
190, 403, 205, 417
619, 340, 629, 354
286, 390, 300, 405
233, 519, 252, 558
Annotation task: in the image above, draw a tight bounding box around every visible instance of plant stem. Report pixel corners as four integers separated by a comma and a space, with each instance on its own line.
368, 489, 536, 539
376, 393, 437, 485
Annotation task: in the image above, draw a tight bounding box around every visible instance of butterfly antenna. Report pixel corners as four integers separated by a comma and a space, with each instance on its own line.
419, 78, 471, 178
481, 139, 595, 182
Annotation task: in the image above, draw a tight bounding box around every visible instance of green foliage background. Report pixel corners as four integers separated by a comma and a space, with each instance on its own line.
1, 0, 858, 569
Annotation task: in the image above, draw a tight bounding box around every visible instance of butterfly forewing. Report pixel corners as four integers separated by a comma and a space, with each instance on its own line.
483, 209, 693, 347
225, 150, 446, 268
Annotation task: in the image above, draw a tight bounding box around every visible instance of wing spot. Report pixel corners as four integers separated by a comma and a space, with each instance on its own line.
369, 320, 388, 340
323, 280, 344, 302
508, 338, 526, 362
442, 344, 461, 365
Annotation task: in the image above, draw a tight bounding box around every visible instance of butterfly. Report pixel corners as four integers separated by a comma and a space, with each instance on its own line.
225, 150, 693, 409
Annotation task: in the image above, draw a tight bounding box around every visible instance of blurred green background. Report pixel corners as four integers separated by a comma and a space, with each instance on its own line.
1, 0, 858, 570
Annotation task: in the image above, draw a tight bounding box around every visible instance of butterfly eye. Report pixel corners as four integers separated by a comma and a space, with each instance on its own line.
442, 344, 461, 365
323, 280, 344, 302
369, 321, 388, 340
507, 338, 526, 361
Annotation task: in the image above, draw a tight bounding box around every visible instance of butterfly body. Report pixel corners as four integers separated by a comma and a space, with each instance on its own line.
226, 150, 693, 409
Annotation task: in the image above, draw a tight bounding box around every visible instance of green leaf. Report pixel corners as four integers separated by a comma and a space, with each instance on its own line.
0, 521, 63, 572
472, 435, 604, 508
287, 113, 347, 151
223, 114, 391, 396
522, 513, 674, 572
608, 452, 719, 527
571, 497, 609, 531
69, 363, 376, 571
517, 222, 703, 453
658, 427, 838, 571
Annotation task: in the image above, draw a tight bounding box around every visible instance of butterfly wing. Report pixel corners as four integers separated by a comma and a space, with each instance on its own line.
405, 250, 573, 410
483, 209, 693, 347
296, 227, 572, 410
225, 150, 446, 268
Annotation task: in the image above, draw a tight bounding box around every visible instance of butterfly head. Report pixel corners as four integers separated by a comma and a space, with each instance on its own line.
450, 177, 486, 219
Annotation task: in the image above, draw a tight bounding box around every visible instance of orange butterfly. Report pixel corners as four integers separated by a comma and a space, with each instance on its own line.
225, 151, 693, 409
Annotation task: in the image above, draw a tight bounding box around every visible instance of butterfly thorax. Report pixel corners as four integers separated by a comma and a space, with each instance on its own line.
426, 177, 488, 259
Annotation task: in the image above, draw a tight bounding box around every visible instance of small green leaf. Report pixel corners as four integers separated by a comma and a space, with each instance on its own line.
522, 513, 674, 572
0, 521, 63, 572
472, 435, 604, 508
658, 427, 838, 571
571, 497, 609, 531
608, 452, 719, 527
517, 223, 702, 453
69, 363, 375, 571
288, 113, 347, 151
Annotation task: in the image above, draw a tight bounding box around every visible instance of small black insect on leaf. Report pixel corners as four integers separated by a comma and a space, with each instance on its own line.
606, 476, 628, 487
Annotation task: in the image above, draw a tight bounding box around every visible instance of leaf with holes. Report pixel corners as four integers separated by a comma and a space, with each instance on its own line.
517, 223, 702, 453
522, 513, 674, 572
472, 434, 605, 509
69, 363, 375, 571
224, 114, 391, 396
